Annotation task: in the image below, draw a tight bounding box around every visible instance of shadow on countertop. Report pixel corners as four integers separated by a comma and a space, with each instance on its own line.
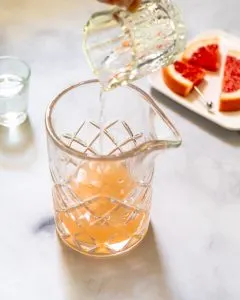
0, 118, 37, 168
150, 88, 240, 148
60, 224, 173, 300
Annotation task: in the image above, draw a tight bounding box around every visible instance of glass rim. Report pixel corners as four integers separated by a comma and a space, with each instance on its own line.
0, 55, 31, 82
45, 79, 181, 161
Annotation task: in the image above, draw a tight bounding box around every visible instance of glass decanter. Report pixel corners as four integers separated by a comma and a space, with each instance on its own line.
83, 0, 186, 90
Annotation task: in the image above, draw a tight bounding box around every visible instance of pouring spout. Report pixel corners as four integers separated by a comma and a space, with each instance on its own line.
147, 96, 182, 151
130, 125, 181, 183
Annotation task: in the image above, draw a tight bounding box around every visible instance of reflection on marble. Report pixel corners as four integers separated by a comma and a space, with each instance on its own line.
0, 118, 36, 168
0, 0, 240, 300
59, 224, 172, 300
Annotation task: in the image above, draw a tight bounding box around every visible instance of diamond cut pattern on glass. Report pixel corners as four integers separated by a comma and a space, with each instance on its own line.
62, 120, 144, 156
51, 120, 152, 256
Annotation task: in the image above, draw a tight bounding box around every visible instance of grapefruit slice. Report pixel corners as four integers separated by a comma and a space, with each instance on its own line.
220, 50, 240, 112
162, 60, 206, 97
183, 37, 221, 72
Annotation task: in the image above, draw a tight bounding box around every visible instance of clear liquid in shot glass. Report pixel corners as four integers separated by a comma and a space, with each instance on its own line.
0, 73, 28, 127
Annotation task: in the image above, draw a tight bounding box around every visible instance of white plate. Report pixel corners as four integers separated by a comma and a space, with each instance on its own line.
148, 30, 240, 131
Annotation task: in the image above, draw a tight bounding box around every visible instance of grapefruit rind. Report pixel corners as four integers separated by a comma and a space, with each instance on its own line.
162, 64, 194, 97
220, 50, 240, 112
162, 62, 206, 97
227, 50, 240, 59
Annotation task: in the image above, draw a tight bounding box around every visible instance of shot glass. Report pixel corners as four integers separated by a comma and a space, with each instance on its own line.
0, 56, 31, 127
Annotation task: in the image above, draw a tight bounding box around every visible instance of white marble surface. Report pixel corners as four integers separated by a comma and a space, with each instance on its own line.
0, 0, 240, 299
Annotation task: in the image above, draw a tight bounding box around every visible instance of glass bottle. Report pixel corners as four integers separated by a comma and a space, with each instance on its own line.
83, 0, 186, 90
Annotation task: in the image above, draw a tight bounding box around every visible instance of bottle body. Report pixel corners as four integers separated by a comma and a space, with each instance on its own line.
83, 0, 186, 90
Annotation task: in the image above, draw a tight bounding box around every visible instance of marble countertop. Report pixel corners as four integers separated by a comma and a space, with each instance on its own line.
0, 0, 240, 299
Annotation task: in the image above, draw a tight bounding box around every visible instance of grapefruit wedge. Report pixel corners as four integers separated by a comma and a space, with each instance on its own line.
220, 50, 240, 112
162, 60, 206, 97
183, 37, 221, 72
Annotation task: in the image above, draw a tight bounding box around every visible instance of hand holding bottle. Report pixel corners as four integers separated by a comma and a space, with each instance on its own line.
98, 0, 140, 11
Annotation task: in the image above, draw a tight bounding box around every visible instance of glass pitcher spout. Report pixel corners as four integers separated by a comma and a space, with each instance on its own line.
132, 81, 181, 155
127, 93, 181, 181
148, 94, 182, 149
131, 124, 181, 158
